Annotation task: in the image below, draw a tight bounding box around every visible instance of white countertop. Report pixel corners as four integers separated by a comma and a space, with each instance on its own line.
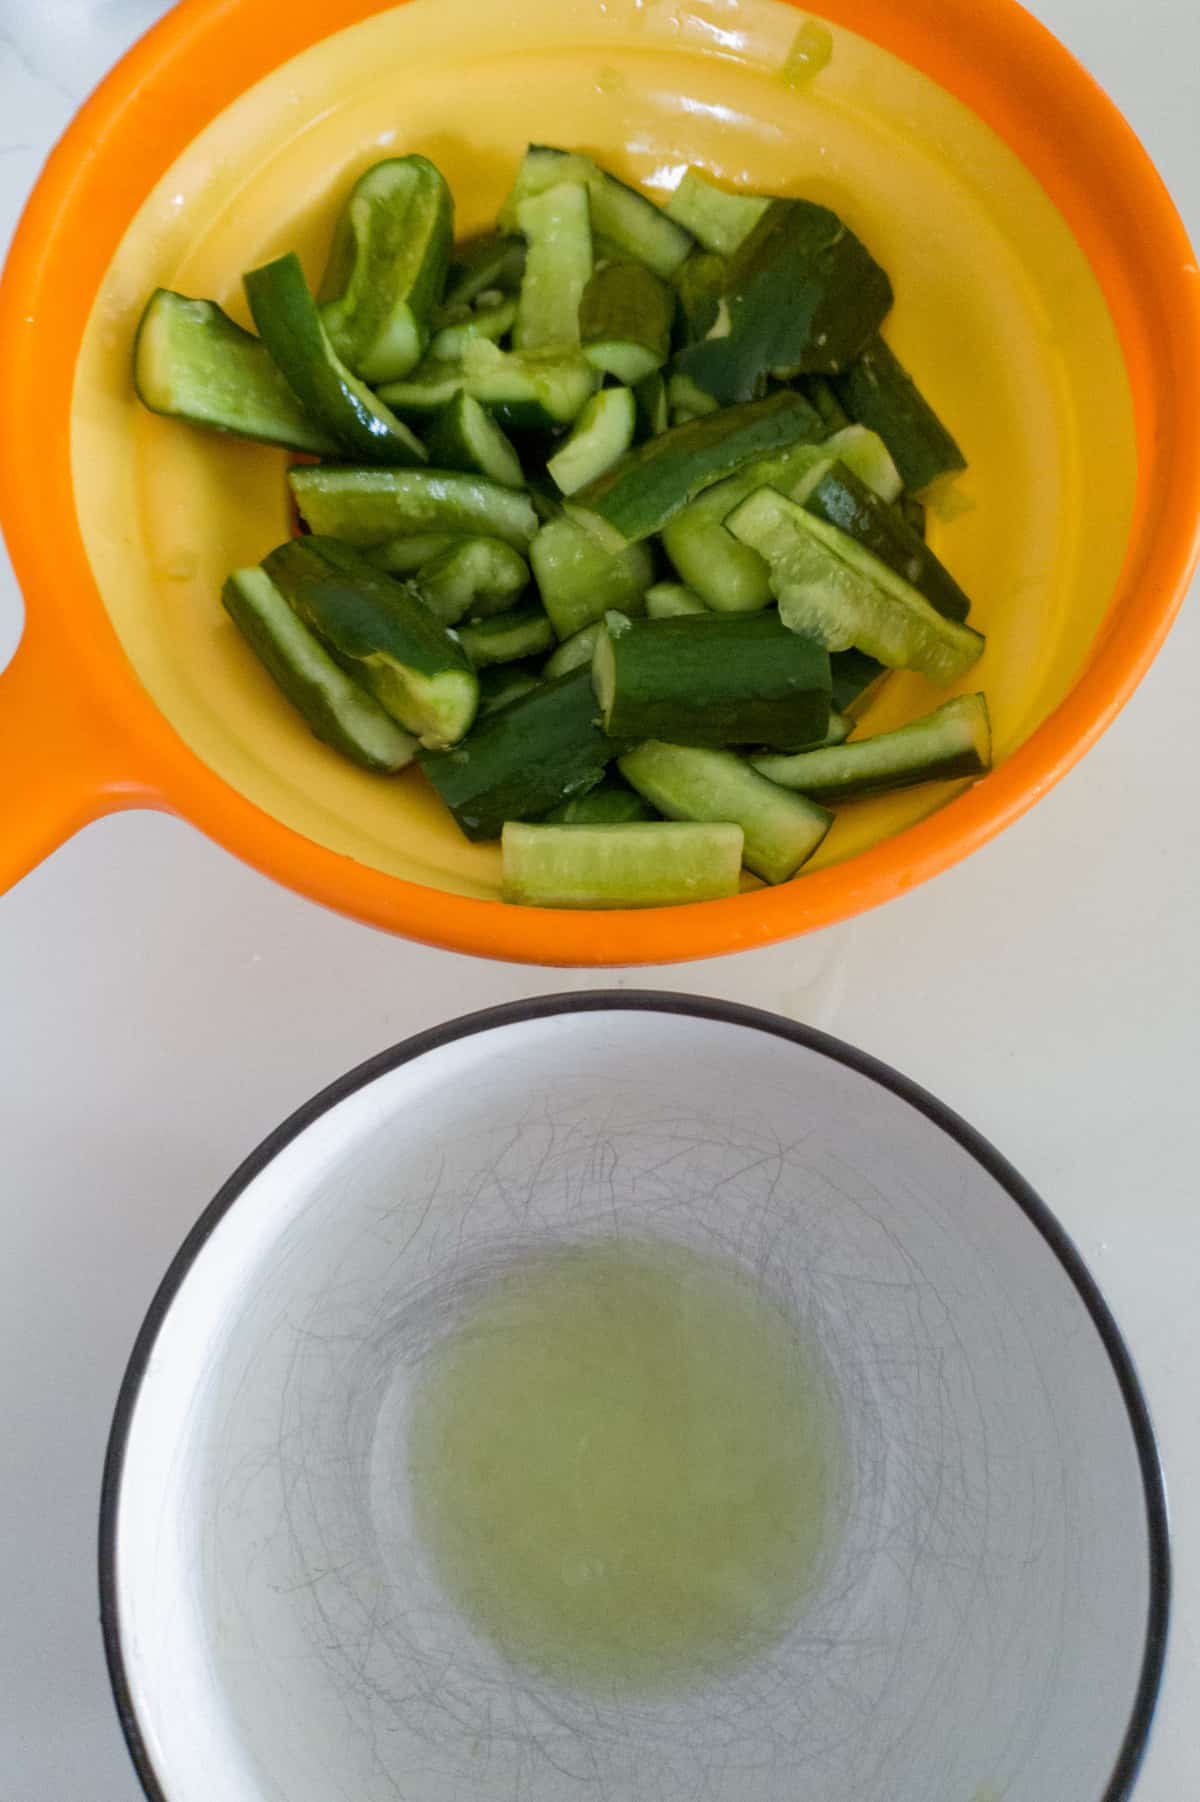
0, 2, 1196, 1795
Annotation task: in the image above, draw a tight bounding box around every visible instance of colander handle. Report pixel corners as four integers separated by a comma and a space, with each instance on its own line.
0, 619, 152, 896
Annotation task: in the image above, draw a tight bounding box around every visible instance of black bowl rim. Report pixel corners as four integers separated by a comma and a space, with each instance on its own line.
99, 990, 1171, 1802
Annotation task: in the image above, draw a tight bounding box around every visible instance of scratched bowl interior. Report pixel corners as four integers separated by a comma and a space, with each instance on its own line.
103, 1001, 1164, 1802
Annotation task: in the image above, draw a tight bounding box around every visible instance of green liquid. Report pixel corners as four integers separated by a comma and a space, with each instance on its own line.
407, 1238, 842, 1694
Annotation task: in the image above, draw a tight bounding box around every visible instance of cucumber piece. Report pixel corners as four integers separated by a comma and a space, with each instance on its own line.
412, 537, 530, 624
645, 581, 708, 619
804, 460, 971, 621
133, 290, 338, 455
318, 156, 453, 383
440, 233, 526, 317
262, 537, 478, 749
832, 334, 966, 494
374, 357, 467, 417
574, 389, 823, 543
619, 741, 832, 884
501, 146, 693, 279
501, 821, 742, 907
289, 465, 538, 549
547, 386, 637, 494
418, 667, 617, 840
660, 439, 829, 611
633, 370, 670, 440
541, 775, 656, 825
514, 182, 593, 351
542, 620, 605, 678
579, 261, 673, 383
367, 532, 459, 575
823, 424, 902, 503
423, 391, 524, 488
530, 514, 653, 639
822, 711, 854, 746
462, 339, 597, 429
667, 371, 721, 425
244, 253, 427, 466
799, 375, 851, 435
477, 662, 543, 715
664, 170, 771, 257
830, 648, 887, 713
222, 566, 416, 772
430, 297, 517, 360
752, 693, 991, 797
899, 493, 927, 540
726, 487, 984, 684
457, 605, 556, 667
592, 611, 831, 749
673, 251, 727, 347
674, 199, 893, 405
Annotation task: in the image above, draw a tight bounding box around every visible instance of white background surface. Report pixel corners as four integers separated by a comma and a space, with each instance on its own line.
0, 1, 1195, 1797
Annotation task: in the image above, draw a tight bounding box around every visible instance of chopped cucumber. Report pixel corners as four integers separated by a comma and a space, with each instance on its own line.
514, 182, 593, 351
645, 582, 708, 619
457, 605, 556, 667
592, 610, 831, 749
424, 391, 524, 488
244, 253, 427, 466
543, 620, 605, 678
501, 821, 742, 907
412, 537, 530, 624
133, 290, 338, 455
418, 667, 617, 840
752, 693, 991, 797
319, 155, 453, 383
830, 648, 887, 713
367, 532, 459, 575
530, 514, 653, 639
501, 146, 693, 279
832, 334, 966, 494
575, 390, 823, 543
674, 200, 893, 405
222, 566, 416, 772
262, 536, 478, 748
660, 439, 829, 611
440, 232, 526, 317
548, 386, 637, 495
804, 460, 971, 621
667, 371, 721, 425
726, 487, 984, 684
822, 424, 902, 503
462, 339, 597, 429
619, 741, 832, 884
664, 170, 771, 257
477, 663, 542, 715
541, 775, 656, 825
799, 375, 850, 435
633, 370, 670, 440
374, 357, 467, 417
289, 465, 538, 549
673, 250, 727, 346
430, 296, 517, 360
579, 261, 673, 383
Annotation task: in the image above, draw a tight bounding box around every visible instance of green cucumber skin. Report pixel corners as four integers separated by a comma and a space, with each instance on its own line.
619, 741, 833, 884
423, 392, 524, 488
751, 693, 991, 798
319, 155, 453, 383
222, 567, 416, 772
541, 774, 656, 824
804, 460, 972, 622
594, 612, 831, 750
798, 375, 851, 435
501, 146, 694, 279
575, 390, 824, 543
832, 334, 966, 494
243, 253, 427, 466
378, 346, 597, 431
673, 200, 894, 406
289, 465, 538, 549
476, 662, 542, 716
633, 370, 670, 441
457, 606, 557, 667
261, 536, 477, 747
579, 261, 674, 378
830, 648, 887, 713
530, 516, 653, 639
418, 667, 619, 841
673, 251, 728, 348
501, 821, 743, 908
133, 290, 339, 455
440, 233, 527, 316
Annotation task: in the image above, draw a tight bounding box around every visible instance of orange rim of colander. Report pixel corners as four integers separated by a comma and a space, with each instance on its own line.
1, 0, 1198, 964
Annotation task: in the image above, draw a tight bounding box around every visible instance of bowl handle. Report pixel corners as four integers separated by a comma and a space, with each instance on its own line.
0, 621, 154, 895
